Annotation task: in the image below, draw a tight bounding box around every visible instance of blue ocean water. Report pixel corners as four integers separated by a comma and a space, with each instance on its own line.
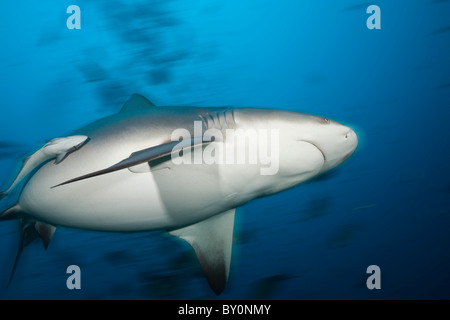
0, 0, 449, 299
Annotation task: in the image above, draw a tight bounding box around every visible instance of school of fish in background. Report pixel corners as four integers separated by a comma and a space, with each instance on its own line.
0, 0, 449, 299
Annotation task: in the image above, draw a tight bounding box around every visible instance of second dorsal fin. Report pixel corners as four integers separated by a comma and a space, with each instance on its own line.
120, 94, 156, 113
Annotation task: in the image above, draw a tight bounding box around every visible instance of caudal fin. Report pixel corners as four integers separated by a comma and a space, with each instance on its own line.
1, 204, 57, 285
9, 218, 39, 286
6, 216, 57, 285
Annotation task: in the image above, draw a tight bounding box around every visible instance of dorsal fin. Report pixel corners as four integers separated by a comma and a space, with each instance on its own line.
120, 94, 156, 113
169, 209, 235, 295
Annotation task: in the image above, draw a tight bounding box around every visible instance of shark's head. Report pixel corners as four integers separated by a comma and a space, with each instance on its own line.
277, 111, 358, 178
292, 115, 358, 174
231, 109, 358, 188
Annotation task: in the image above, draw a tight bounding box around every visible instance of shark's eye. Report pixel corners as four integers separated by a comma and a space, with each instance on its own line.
323, 118, 330, 124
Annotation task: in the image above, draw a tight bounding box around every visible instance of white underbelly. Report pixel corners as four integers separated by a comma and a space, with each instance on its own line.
17, 152, 240, 232
19, 163, 172, 232
17, 134, 294, 232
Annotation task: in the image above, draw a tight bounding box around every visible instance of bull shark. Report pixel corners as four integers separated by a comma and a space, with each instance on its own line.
0, 94, 357, 294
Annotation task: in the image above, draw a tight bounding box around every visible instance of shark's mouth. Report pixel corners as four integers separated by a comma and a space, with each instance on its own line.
297, 140, 327, 162
342, 150, 354, 162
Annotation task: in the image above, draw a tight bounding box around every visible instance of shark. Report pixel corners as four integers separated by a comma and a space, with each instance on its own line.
0, 135, 88, 200
0, 94, 357, 294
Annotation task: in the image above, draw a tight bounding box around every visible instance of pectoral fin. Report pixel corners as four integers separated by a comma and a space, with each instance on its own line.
169, 209, 235, 295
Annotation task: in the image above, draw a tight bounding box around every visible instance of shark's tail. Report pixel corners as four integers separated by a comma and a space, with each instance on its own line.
9, 217, 39, 285
1, 204, 56, 285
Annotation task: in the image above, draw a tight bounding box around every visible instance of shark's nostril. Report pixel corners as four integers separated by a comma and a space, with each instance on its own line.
345, 130, 356, 141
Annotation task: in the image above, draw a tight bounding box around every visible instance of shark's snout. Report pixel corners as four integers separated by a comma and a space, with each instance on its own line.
346, 128, 358, 151
312, 123, 358, 173
342, 129, 358, 161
